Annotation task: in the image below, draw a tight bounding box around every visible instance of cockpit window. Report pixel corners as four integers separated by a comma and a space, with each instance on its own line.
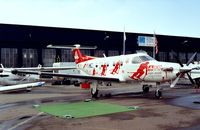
132, 55, 155, 64
132, 57, 142, 64
139, 55, 155, 62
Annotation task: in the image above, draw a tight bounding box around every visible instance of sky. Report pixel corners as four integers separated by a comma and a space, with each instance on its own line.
0, 0, 200, 37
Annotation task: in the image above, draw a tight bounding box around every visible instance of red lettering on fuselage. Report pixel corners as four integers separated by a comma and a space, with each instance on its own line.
148, 65, 161, 71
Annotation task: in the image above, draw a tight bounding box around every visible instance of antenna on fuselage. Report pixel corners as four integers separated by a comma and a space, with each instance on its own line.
103, 53, 106, 57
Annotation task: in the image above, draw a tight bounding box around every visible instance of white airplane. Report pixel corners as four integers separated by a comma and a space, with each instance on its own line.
11, 45, 198, 98
0, 64, 76, 93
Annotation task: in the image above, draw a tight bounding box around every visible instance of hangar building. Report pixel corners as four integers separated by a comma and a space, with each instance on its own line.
0, 23, 200, 67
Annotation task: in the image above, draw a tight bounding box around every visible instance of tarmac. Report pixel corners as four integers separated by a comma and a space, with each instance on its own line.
1, 81, 200, 130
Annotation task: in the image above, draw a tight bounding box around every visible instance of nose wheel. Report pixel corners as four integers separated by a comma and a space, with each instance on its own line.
155, 89, 162, 99
91, 88, 99, 98
142, 85, 150, 93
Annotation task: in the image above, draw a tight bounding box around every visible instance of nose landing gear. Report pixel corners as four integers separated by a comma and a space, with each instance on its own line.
155, 89, 162, 99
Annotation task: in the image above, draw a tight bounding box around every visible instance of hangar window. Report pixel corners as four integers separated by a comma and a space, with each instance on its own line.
197, 53, 200, 61
1, 48, 18, 67
179, 52, 186, 63
108, 50, 119, 56
42, 49, 56, 67
94, 50, 105, 57
61, 49, 74, 62
23, 49, 38, 67
158, 52, 167, 61
81, 50, 91, 56
169, 51, 177, 62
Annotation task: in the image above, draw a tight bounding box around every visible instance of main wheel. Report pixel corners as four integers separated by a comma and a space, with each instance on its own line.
142, 85, 149, 93
155, 89, 162, 99
91, 88, 99, 98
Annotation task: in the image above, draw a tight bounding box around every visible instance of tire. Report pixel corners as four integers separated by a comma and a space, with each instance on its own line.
155, 89, 162, 99
142, 85, 149, 93
91, 88, 99, 98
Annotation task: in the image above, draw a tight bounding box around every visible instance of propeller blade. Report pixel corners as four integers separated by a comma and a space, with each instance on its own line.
186, 52, 197, 66
186, 73, 195, 85
171, 52, 197, 88
170, 74, 181, 88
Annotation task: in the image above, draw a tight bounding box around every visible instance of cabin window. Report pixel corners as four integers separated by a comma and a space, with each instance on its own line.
132, 57, 142, 64
89, 63, 94, 68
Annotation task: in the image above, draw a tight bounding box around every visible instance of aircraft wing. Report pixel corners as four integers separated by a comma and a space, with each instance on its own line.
11, 70, 121, 82
0, 81, 45, 93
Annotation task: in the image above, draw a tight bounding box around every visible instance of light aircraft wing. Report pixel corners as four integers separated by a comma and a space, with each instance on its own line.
0, 81, 45, 93
11, 70, 120, 82
13, 66, 76, 71
0, 63, 76, 72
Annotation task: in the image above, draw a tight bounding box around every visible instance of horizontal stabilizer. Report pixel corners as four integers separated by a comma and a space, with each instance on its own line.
47, 44, 97, 50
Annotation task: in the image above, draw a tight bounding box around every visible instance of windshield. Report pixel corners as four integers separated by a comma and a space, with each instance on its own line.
132, 55, 155, 64
139, 55, 155, 62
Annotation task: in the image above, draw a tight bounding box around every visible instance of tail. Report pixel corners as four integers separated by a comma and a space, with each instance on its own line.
0, 64, 4, 68
47, 44, 96, 64
72, 45, 95, 64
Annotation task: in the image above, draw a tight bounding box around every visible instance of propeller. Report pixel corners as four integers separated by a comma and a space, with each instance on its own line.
186, 73, 195, 84
186, 52, 197, 66
170, 74, 182, 88
170, 52, 197, 88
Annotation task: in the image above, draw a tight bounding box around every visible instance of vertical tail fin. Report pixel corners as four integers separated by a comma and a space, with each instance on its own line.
0, 64, 4, 68
72, 45, 94, 64
47, 44, 96, 64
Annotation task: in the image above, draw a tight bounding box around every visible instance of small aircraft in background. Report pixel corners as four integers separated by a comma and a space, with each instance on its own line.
0, 64, 75, 93
11, 44, 198, 98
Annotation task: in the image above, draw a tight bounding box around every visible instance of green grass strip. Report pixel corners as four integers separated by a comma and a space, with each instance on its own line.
36, 101, 139, 119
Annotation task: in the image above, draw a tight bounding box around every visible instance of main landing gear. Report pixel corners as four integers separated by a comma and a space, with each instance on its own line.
155, 89, 162, 99
91, 88, 99, 98
142, 85, 162, 99
142, 85, 150, 93
90, 82, 99, 98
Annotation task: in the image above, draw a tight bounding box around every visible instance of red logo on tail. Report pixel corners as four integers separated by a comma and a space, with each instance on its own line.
72, 49, 94, 64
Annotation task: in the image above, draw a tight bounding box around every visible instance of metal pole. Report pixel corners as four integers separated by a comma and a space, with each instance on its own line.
123, 26, 126, 55
123, 38, 125, 55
